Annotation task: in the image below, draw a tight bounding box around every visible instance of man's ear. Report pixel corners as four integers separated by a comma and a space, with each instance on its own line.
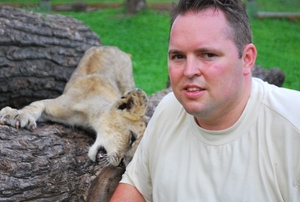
242, 43, 257, 76
114, 88, 148, 121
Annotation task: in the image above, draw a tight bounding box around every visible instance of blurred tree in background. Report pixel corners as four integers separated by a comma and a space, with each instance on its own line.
125, 0, 146, 14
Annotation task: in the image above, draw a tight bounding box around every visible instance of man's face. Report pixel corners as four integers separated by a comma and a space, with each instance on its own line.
168, 8, 251, 129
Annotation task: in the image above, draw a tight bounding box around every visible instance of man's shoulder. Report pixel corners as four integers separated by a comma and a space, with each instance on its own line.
157, 92, 181, 108
253, 78, 300, 105
150, 92, 187, 122
253, 78, 300, 130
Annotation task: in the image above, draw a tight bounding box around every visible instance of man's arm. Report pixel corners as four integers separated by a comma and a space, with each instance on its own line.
110, 183, 146, 202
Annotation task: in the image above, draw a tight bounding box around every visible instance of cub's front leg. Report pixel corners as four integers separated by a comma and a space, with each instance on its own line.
0, 100, 48, 130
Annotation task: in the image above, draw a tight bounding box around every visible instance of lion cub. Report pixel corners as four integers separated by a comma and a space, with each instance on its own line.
0, 46, 148, 167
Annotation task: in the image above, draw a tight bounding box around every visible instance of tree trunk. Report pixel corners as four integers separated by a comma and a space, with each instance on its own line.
0, 123, 105, 201
125, 0, 147, 14
0, 6, 101, 109
251, 65, 285, 87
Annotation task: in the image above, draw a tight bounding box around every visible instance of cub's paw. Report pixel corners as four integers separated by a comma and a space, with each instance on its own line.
0, 107, 37, 130
116, 88, 148, 120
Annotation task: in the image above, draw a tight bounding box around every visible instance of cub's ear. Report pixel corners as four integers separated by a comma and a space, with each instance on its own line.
114, 88, 148, 121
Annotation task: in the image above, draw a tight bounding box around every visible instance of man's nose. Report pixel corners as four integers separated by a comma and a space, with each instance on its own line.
183, 57, 201, 78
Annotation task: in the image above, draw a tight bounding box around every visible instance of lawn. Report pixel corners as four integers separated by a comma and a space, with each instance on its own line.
59, 7, 300, 94
256, 0, 300, 12
251, 19, 300, 90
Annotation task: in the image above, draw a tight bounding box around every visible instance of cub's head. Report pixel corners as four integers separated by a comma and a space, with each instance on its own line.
88, 88, 148, 167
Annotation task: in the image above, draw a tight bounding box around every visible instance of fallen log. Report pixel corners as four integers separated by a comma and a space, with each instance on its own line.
257, 11, 300, 21
0, 123, 104, 201
0, 5, 101, 109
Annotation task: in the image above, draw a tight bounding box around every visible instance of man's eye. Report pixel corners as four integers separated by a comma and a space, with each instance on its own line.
203, 53, 216, 58
171, 54, 185, 60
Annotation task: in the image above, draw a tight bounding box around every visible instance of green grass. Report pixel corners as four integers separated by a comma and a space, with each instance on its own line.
60, 8, 300, 94
257, 0, 300, 12
251, 19, 300, 89
63, 8, 170, 95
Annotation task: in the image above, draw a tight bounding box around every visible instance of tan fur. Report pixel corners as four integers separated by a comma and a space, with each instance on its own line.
0, 46, 148, 167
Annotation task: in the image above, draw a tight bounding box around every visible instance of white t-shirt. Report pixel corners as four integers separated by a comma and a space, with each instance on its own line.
121, 78, 300, 202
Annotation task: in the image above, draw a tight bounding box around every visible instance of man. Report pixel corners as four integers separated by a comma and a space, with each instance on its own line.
111, 0, 300, 201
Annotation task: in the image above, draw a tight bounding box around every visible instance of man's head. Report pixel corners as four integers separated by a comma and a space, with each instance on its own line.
170, 0, 252, 58
168, 0, 257, 130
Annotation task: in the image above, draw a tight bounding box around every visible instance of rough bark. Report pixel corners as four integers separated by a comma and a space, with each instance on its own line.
85, 166, 125, 202
0, 6, 101, 109
0, 123, 105, 201
125, 0, 147, 14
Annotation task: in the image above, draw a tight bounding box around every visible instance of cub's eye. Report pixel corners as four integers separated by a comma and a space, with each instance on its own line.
129, 131, 136, 146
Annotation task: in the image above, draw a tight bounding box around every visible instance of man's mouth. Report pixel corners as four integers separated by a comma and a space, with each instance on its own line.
186, 87, 202, 92
183, 85, 205, 98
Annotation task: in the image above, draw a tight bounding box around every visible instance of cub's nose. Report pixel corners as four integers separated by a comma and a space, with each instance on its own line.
96, 146, 107, 162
